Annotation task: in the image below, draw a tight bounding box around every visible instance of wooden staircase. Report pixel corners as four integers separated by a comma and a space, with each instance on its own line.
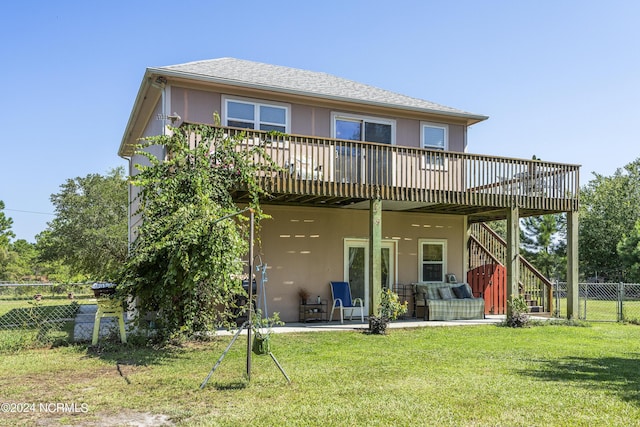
468, 223, 553, 316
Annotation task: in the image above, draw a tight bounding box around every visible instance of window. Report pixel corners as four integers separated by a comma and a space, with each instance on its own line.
333, 113, 394, 144
421, 122, 448, 167
223, 97, 289, 133
418, 239, 447, 282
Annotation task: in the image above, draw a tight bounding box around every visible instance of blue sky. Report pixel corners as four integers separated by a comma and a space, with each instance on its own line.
1, 1, 639, 242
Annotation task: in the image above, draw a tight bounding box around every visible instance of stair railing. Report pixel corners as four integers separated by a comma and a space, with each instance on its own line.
469, 223, 553, 313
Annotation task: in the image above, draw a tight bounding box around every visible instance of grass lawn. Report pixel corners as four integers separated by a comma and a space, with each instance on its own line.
1, 322, 640, 426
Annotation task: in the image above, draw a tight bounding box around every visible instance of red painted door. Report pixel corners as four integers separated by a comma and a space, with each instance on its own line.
467, 264, 507, 314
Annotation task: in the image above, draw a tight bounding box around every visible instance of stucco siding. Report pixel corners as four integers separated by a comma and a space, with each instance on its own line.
128, 100, 165, 243
171, 86, 220, 125
257, 205, 466, 322
167, 86, 467, 150
449, 124, 466, 152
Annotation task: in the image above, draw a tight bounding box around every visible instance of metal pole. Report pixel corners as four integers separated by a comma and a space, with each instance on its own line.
246, 209, 254, 381
618, 282, 624, 322
200, 321, 249, 389
583, 282, 588, 320
553, 279, 560, 317
269, 352, 291, 384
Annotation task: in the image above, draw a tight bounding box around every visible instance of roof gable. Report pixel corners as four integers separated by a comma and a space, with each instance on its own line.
153, 58, 486, 121
120, 58, 488, 157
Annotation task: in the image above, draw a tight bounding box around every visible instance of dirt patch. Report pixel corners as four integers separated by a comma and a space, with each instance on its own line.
33, 410, 173, 426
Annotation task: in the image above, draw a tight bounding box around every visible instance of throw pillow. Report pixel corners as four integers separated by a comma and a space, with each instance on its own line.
427, 286, 441, 300
438, 287, 454, 300
452, 284, 472, 299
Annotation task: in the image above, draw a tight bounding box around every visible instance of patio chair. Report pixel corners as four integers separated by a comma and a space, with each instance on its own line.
329, 281, 365, 324
289, 156, 323, 180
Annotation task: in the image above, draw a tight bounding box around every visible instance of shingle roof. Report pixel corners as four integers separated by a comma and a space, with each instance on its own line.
152, 58, 487, 121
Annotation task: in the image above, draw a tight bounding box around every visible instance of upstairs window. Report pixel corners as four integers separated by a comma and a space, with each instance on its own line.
332, 113, 394, 145
224, 97, 289, 133
422, 122, 448, 167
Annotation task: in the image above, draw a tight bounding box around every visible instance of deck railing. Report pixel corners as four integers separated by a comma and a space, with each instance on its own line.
218, 126, 579, 212
225, 129, 579, 211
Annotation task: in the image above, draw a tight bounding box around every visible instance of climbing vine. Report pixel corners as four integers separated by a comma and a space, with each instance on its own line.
120, 123, 278, 340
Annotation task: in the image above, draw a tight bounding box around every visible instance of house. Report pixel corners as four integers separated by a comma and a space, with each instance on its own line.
118, 58, 580, 322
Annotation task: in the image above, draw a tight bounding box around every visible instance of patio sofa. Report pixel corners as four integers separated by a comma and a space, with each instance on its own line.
413, 283, 484, 321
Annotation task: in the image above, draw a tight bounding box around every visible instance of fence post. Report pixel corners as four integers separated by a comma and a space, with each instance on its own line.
618, 282, 624, 322
553, 279, 560, 317
583, 282, 588, 320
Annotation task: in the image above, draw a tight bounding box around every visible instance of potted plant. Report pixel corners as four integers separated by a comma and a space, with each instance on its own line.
369, 288, 408, 335
252, 309, 284, 355
298, 288, 310, 305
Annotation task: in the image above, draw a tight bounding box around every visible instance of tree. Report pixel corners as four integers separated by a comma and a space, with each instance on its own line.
0, 201, 14, 246
618, 219, 640, 283
2, 239, 39, 281
579, 158, 640, 281
119, 124, 277, 339
520, 214, 567, 280
37, 168, 128, 281
0, 201, 15, 277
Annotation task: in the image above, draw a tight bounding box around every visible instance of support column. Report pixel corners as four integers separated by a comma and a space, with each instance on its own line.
463, 216, 470, 282
369, 199, 382, 316
566, 210, 579, 319
506, 205, 520, 316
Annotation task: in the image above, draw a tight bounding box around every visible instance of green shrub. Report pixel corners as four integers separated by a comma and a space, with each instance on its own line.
506, 294, 530, 327
369, 288, 408, 335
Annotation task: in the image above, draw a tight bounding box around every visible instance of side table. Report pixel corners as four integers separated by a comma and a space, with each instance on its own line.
299, 301, 328, 322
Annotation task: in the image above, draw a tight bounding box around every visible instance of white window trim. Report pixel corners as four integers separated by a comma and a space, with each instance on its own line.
222, 95, 291, 133
421, 122, 449, 170
331, 112, 396, 145
418, 238, 447, 283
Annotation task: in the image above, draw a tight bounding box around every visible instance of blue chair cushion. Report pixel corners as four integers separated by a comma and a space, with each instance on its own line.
331, 281, 355, 307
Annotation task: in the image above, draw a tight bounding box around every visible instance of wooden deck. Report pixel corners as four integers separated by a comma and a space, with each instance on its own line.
194, 125, 580, 220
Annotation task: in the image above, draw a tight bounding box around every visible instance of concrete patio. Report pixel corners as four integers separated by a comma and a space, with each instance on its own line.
75, 304, 544, 341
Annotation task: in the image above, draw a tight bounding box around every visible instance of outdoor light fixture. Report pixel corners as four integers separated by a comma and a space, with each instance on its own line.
167, 113, 181, 124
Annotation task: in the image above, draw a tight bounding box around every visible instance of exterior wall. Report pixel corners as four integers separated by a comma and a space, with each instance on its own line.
257, 205, 466, 322
128, 99, 165, 243
171, 86, 220, 125
169, 86, 467, 152
290, 105, 332, 137
129, 85, 472, 321
449, 124, 466, 152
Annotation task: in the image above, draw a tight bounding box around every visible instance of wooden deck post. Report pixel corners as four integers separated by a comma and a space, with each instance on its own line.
566, 210, 579, 319
463, 216, 470, 281
369, 198, 382, 316
506, 205, 520, 316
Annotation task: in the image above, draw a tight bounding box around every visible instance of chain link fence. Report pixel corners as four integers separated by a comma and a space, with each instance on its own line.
0, 283, 101, 350
554, 282, 640, 322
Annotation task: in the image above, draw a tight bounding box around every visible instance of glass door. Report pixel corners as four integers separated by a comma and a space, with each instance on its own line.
344, 240, 368, 313
344, 239, 397, 314
334, 116, 393, 185
335, 119, 363, 184
364, 121, 392, 186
